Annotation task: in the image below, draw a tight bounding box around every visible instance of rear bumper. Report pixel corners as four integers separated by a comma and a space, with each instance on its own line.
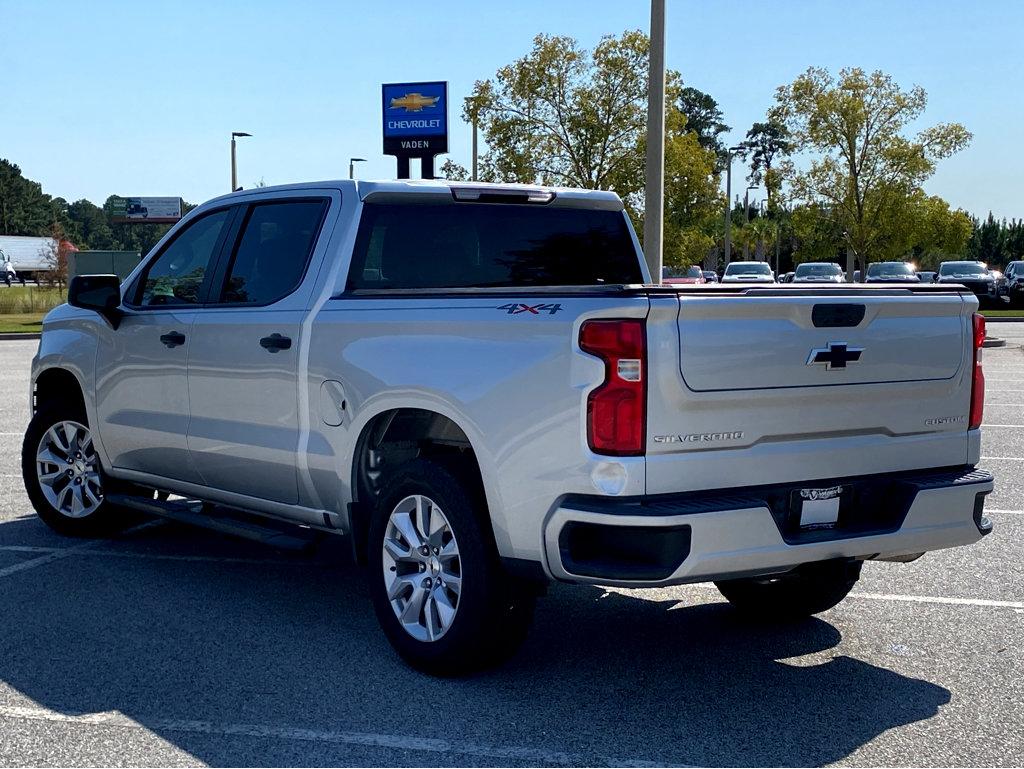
542, 466, 993, 587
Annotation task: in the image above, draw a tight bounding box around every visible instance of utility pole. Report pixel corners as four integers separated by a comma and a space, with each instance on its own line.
642, 0, 666, 282
230, 132, 251, 191
723, 145, 744, 267
742, 185, 757, 260
349, 158, 366, 180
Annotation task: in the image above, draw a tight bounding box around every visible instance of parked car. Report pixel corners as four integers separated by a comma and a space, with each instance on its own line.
778, 271, 795, 283
865, 262, 921, 283
23, 179, 994, 675
1004, 261, 1024, 307
721, 261, 775, 283
702, 270, 719, 283
917, 271, 937, 284
662, 265, 706, 284
991, 270, 1008, 302
936, 261, 997, 305
794, 262, 846, 283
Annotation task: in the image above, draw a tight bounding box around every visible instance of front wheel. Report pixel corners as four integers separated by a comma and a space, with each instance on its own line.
22, 403, 124, 537
715, 559, 862, 620
367, 458, 534, 675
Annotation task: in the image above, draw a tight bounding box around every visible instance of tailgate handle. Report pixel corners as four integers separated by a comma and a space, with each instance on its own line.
812, 304, 865, 328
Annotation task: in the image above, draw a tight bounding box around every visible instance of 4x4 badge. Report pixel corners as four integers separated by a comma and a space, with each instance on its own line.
497, 303, 563, 315
806, 341, 863, 370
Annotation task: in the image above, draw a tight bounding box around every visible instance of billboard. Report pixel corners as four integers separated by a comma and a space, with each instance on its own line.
107, 197, 183, 224
382, 81, 448, 157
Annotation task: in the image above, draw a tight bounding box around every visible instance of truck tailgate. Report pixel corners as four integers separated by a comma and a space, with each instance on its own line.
644, 288, 978, 495
678, 294, 963, 390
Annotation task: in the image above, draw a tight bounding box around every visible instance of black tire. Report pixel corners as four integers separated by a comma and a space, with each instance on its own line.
367, 458, 535, 676
21, 401, 125, 537
715, 559, 862, 620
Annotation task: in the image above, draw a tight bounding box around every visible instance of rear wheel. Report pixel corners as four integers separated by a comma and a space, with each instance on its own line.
22, 402, 124, 537
715, 559, 862, 619
367, 458, 534, 675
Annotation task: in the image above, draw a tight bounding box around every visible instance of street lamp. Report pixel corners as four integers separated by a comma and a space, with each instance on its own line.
230, 132, 251, 192
723, 144, 745, 267
349, 158, 367, 180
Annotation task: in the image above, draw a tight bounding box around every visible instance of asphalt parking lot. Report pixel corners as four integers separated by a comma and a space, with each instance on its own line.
0, 329, 1022, 767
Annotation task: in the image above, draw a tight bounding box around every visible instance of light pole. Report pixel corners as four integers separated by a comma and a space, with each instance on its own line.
230, 132, 251, 191
723, 145, 745, 267
349, 158, 367, 180
642, 0, 666, 282
742, 184, 757, 260
745, 186, 761, 262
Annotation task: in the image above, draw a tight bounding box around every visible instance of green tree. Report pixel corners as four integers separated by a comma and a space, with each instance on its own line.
771, 67, 972, 274
0, 159, 61, 236
462, 31, 723, 251
677, 86, 730, 159
741, 121, 793, 211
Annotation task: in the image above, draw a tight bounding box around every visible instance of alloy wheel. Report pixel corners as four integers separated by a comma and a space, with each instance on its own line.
382, 494, 462, 642
36, 420, 103, 518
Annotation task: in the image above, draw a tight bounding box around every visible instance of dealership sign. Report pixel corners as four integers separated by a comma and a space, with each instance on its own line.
107, 197, 183, 224
382, 81, 448, 178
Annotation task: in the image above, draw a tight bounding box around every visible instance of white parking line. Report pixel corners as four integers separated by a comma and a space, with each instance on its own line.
850, 592, 1024, 610
983, 424, 1024, 428
0, 545, 309, 568
0, 521, 163, 579
4, 543, 1021, 615
982, 456, 1024, 461
0, 704, 670, 767
986, 509, 1024, 515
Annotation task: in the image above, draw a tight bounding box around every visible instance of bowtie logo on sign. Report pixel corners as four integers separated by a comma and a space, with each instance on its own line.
389, 93, 440, 112
382, 81, 449, 180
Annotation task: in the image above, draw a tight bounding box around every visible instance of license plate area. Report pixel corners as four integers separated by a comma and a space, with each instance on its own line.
790, 485, 851, 531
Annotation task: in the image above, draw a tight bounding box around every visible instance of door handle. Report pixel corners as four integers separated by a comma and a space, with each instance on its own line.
159, 331, 186, 348
259, 333, 292, 352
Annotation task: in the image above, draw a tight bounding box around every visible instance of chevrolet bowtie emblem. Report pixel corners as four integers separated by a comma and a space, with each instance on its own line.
806, 341, 864, 370
389, 93, 440, 112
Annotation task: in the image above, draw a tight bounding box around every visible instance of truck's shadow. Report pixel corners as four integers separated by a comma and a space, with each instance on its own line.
0, 516, 950, 767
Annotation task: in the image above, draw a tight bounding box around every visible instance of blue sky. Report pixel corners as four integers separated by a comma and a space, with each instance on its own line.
3, 0, 1022, 219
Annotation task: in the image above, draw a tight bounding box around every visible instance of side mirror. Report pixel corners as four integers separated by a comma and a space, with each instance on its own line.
68, 274, 123, 329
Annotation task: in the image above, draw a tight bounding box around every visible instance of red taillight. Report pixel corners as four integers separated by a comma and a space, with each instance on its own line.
579, 319, 646, 455
970, 313, 985, 429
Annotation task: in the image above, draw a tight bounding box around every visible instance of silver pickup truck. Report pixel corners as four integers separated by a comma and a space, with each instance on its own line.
22, 180, 993, 674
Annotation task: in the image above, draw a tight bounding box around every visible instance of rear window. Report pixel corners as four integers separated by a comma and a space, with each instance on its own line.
796, 263, 842, 277
346, 202, 642, 290
725, 262, 772, 276
939, 262, 986, 276
867, 262, 914, 277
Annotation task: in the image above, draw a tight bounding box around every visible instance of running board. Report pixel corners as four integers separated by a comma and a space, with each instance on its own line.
106, 494, 319, 552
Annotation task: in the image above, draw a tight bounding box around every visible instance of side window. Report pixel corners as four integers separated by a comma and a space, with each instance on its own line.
216, 199, 328, 305
136, 209, 231, 306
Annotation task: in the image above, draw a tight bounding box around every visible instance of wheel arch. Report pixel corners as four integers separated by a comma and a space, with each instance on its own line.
348, 406, 501, 566
33, 366, 87, 416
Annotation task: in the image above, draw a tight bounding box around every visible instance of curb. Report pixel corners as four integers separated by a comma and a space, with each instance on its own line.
0, 333, 41, 341
983, 337, 1007, 348
984, 316, 1024, 323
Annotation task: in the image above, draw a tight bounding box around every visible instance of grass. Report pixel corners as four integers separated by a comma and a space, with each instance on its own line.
0, 313, 43, 334
0, 285, 66, 315
981, 308, 1024, 318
